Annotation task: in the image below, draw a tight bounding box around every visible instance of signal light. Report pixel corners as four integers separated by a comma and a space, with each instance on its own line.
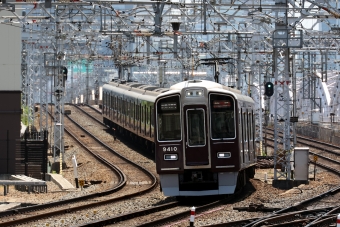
265, 82, 274, 97
61, 66, 68, 75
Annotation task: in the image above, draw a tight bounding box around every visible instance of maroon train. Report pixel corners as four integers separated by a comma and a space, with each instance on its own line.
103, 79, 256, 196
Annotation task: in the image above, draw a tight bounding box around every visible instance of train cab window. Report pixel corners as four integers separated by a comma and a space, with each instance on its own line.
209, 94, 235, 139
187, 109, 206, 146
151, 107, 154, 126
156, 95, 181, 141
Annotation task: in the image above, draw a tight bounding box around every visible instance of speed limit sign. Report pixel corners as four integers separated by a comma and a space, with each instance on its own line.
79, 180, 85, 187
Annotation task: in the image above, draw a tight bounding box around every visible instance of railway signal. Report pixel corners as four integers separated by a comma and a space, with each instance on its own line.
264, 82, 274, 97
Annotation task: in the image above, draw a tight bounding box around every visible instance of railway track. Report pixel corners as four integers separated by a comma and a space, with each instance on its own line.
264, 128, 340, 175
0, 105, 158, 226
215, 128, 340, 227
3, 106, 340, 226
74, 105, 340, 227
68, 104, 263, 226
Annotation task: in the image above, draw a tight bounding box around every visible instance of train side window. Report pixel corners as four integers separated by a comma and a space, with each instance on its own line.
141, 105, 144, 123
134, 103, 136, 120
123, 99, 125, 115
121, 98, 123, 115
114, 96, 117, 110
243, 112, 247, 143
116, 97, 118, 112
151, 107, 154, 127
103, 92, 105, 111
132, 101, 134, 118
124, 99, 126, 115
252, 112, 256, 148
249, 112, 253, 143
136, 103, 139, 121
131, 101, 133, 118
240, 109, 244, 150
247, 111, 251, 150
107, 93, 110, 114
209, 94, 235, 139
105, 93, 107, 110
110, 95, 115, 110
113, 95, 115, 109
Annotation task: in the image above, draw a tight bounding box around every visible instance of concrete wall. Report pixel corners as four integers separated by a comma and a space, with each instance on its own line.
296, 123, 340, 146
0, 8, 22, 174
0, 9, 22, 91
0, 91, 21, 174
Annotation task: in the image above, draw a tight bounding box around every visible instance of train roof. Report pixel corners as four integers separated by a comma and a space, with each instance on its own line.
170, 80, 241, 94
103, 80, 162, 102
103, 79, 253, 104
159, 80, 254, 104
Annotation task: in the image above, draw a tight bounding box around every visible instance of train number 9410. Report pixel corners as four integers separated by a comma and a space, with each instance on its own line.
163, 147, 178, 152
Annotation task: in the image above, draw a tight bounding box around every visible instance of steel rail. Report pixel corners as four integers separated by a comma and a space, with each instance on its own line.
0, 106, 157, 226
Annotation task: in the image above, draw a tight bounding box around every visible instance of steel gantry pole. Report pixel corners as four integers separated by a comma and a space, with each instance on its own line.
21, 23, 37, 135
53, 18, 67, 172
21, 41, 28, 127
272, 0, 302, 186
39, 21, 55, 134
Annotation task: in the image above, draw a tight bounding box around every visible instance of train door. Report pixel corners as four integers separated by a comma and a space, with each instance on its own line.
108, 94, 111, 119
109, 94, 112, 120
150, 106, 154, 138
184, 106, 209, 166
139, 103, 142, 134
113, 96, 116, 121
126, 100, 131, 128
251, 111, 256, 161
141, 105, 144, 134
242, 110, 249, 163
133, 101, 136, 130
248, 111, 254, 162
144, 104, 147, 136
246, 111, 251, 163
239, 110, 244, 164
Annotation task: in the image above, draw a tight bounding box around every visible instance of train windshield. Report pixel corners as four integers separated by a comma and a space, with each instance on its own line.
210, 94, 235, 139
156, 96, 181, 141
187, 109, 206, 146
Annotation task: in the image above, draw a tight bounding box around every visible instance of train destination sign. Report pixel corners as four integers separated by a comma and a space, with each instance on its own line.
213, 100, 231, 108
160, 102, 177, 110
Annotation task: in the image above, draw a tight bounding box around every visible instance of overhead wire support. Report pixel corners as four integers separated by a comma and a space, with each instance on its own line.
271, 0, 302, 185
53, 15, 67, 171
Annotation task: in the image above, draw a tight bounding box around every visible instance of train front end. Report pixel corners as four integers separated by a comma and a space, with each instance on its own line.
155, 80, 242, 196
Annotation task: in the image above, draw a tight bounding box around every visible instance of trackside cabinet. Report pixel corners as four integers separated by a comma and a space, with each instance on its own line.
294, 147, 309, 182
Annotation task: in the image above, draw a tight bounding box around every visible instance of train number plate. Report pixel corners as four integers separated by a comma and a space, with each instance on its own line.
163, 147, 178, 152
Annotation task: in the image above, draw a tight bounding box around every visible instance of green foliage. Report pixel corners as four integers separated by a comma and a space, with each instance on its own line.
21, 105, 29, 126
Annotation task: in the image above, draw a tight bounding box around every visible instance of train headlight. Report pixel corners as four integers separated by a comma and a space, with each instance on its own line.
185, 89, 203, 97
164, 154, 178, 160
217, 152, 231, 158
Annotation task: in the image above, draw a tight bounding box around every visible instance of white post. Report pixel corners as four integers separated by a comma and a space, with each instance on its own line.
190, 206, 195, 226
72, 155, 79, 188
